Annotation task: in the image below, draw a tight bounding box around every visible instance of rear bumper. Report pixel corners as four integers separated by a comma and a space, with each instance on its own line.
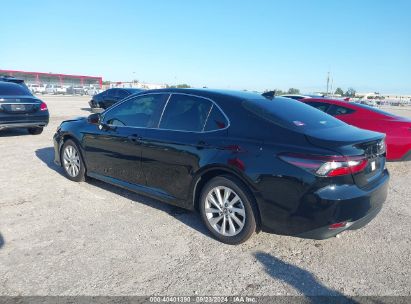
0, 112, 49, 129
297, 203, 383, 239
0, 121, 48, 129
259, 169, 390, 239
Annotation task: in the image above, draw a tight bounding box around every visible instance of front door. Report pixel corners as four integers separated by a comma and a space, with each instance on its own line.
83, 93, 170, 185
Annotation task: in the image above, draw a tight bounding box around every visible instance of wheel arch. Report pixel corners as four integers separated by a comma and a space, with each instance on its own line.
59, 133, 87, 171
190, 165, 262, 231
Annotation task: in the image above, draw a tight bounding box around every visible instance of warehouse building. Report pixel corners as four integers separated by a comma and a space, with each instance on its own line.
0, 69, 102, 88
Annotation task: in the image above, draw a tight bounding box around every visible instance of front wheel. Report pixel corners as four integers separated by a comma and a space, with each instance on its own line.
28, 127, 43, 135
200, 176, 257, 245
61, 140, 86, 182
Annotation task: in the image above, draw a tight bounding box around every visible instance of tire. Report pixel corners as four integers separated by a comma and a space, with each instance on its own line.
199, 175, 257, 245
61, 140, 86, 182
28, 127, 43, 135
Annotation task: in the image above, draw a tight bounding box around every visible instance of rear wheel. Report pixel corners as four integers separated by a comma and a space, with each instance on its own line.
200, 176, 257, 245
61, 140, 85, 182
28, 127, 43, 135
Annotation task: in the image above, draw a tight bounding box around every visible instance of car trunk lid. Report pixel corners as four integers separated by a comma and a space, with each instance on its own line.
305, 125, 386, 188
0, 96, 41, 114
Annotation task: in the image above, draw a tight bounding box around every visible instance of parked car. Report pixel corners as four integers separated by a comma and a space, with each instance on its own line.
89, 88, 145, 110
84, 86, 101, 96
53, 89, 389, 244
0, 81, 49, 134
28, 83, 47, 94
66, 86, 85, 95
300, 98, 411, 161
280, 94, 324, 100
45, 84, 66, 95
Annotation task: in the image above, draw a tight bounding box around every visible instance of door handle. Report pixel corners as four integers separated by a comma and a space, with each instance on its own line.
127, 134, 143, 142
197, 140, 210, 148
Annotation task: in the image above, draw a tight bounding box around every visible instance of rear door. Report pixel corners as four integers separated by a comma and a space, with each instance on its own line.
140, 93, 227, 203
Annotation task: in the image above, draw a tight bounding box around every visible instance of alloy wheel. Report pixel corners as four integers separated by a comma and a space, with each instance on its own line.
63, 145, 81, 177
205, 186, 246, 236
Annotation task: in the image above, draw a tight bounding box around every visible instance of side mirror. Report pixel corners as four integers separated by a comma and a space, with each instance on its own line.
87, 113, 101, 124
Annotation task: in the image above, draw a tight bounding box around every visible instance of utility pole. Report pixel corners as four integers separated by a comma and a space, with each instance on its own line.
326, 71, 330, 96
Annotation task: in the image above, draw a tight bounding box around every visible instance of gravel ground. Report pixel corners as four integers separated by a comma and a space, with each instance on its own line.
0, 96, 410, 297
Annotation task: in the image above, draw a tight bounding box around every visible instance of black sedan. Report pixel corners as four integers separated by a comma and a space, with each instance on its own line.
54, 88, 389, 244
0, 81, 49, 134
89, 88, 144, 111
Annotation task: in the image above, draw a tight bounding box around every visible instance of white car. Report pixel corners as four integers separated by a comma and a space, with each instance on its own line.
45, 84, 67, 95
28, 84, 46, 94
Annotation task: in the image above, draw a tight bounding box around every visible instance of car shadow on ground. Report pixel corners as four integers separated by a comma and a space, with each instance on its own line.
35, 146, 214, 241
0, 128, 30, 137
35, 147, 65, 176
254, 251, 356, 302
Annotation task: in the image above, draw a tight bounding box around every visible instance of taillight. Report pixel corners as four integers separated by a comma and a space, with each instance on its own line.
279, 153, 368, 177
40, 102, 48, 111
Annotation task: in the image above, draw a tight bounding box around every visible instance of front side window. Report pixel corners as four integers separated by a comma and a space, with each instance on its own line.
159, 94, 212, 132
103, 94, 169, 128
328, 105, 355, 116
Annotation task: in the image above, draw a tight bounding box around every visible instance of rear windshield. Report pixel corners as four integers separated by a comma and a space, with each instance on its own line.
243, 97, 344, 131
354, 103, 399, 117
0, 82, 32, 96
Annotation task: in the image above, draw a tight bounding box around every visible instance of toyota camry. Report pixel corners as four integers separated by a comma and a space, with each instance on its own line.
53, 89, 389, 244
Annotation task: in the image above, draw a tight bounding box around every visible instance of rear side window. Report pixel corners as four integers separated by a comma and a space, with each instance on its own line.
0, 83, 31, 96
204, 106, 228, 131
159, 94, 212, 132
243, 97, 344, 131
328, 105, 355, 116
305, 101, 331, 113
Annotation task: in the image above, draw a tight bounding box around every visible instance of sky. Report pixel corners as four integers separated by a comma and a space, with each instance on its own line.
0, 0, 410, 94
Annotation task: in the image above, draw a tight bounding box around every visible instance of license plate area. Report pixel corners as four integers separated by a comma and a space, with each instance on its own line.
10, 104, 26, 112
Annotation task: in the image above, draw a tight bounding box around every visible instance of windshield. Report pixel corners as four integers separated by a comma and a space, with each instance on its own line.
243, 97, 345, 131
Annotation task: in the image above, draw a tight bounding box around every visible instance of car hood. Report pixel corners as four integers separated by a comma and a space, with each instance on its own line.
62, 116, 87, 124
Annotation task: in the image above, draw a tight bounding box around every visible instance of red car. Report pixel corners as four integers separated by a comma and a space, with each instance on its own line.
300, 98, 411, 161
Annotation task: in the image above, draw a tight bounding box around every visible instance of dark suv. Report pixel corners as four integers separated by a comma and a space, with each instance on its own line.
53, 89, 389, 244
0, 81, 49, 134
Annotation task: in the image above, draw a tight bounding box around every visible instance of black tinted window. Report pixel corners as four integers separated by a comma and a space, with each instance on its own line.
204, 106, 228, 131
159, 94, 212, 132
104, 94, 169, 128
243, 97, 344, 131
0, 83, 31, 96
117, 90, 129, 99
107, 89, 116, 97
305, 101, 330, 113
328, 105, 355, 116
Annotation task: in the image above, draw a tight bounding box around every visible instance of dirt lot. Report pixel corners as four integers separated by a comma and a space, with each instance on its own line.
0, 95, 410, 297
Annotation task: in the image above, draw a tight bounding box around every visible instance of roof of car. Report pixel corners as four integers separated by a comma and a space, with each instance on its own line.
141, 88, 267, 101
0, 76, 25, 83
